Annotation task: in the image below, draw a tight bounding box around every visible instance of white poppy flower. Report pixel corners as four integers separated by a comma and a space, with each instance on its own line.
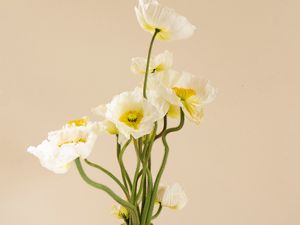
135, 0, 196, 40
157, 183, 188, 210
27, 118, 100, 174
103, 88, 160, 140
148, 70, 217, 123
131, 50, 173, 75
93, 88, 167, 142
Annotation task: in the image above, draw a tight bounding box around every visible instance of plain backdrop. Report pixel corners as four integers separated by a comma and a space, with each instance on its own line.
0, 0, 299, 225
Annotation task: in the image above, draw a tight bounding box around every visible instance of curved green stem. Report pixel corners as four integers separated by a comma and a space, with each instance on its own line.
145, 108, 185, 225
155, 115, 167, 140
151, 203, 162, 220
140, 123, 157, 225
75, 158, 139, 223
84, 159, 130, 200
136, 170, 144, 202
143, 29, 160, 99
118, 139, 133, 192
132, 141, 142, 203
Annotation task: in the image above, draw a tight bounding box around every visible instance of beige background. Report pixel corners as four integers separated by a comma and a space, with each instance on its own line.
0, 0, 299, 225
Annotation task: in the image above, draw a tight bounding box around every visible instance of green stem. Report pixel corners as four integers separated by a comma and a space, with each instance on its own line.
140, 168, 153, 225
145, 108, 185, 225
116, 135, 130, 192
140, 123, 157, 225
143, 29, 160, 99
75, 158, 139, 223
84, 159, 130, 200
132, 141, 142, 203
118, 139, 133, 192
151, 203, 162, 220
155, 115, 167, 140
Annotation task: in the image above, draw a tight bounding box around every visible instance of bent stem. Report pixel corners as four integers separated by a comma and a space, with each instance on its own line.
143, 29, 160, 99
118, 138, 133, 193
151, 203, 162, 220
84, 159, 130, 201
145, 108, 185, 225
155, 115, 167, 140
131, 141, 142, 204
75, 158, 140, 224
140, 123, 157, 225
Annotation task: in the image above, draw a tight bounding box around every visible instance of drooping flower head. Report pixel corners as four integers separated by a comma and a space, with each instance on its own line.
99, 88, 160, 140
149, 70, 217, 123
27, 117, 100, 174
92, 105, 119, 135
135, 0, 196, 40
157, 183, 188, 210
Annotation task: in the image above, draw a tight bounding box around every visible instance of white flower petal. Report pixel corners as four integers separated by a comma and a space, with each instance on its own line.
157, 183, 188, 210
131, 57, 148, 75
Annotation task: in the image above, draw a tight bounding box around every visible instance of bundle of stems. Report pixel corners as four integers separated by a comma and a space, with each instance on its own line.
75, 30, 185, 225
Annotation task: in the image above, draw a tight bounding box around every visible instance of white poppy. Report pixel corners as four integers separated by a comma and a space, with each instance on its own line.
103, 88, 160, 140
27, 118, 100, 174
131, 50, 173, 75
135, 0, 196, 40
157, 183, 188, 210
148, 70, 217, 123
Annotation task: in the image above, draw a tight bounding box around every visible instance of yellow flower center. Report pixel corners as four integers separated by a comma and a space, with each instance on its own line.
119, 110, 144, 129
58, 137, 87, 147
67, 118, 88, 127
172, 87, 196, 101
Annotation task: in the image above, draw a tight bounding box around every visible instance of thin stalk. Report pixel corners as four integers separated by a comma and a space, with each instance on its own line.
136, 170, 144, 202
140, 124, 157, 225
151, 203, 162, 220
75, 158, 139, 224
118, 139, 133, 192
155, 115, 168, 140
116, 135, 130, 192
145, 108, 185, 225
143, 29, 160, 99
132, 140, 142, 203
84, 159, 130, 200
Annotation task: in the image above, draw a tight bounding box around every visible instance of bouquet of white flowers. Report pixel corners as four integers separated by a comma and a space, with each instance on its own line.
27, 1, 216, 225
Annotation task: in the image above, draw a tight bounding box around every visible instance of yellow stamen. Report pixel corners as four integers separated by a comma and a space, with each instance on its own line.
119, 110, 144, 129
58, 138, 87, 147
67, 118, 88, 127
